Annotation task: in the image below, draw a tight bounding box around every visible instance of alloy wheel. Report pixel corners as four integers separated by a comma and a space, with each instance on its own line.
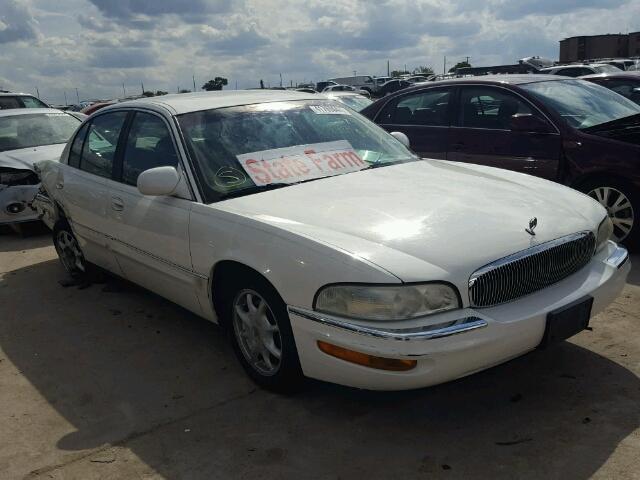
588, 186, 634, 243
56, 230, 85, 274
232, 289, 283, 376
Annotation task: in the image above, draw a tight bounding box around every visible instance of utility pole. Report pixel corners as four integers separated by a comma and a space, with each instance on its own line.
387, 60, 390, 76
235, 80, 238, 90
64, 91, 68, 106
279, 72, 282, 87
404, 64, 407, 73
443, 56, 447, 75
122, 83, 126, 98
193, 75, 196, 91
353, 70, 357, 76
465, 56, 471, 64
36, 86, 40, 98
141, 82, 145, 94
75, 88, 80, 103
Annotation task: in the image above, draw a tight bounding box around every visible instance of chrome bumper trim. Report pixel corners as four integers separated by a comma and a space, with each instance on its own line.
605, 245, 629, 269
288, 306, 487, 341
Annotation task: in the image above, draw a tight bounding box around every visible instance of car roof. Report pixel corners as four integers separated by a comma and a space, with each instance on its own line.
0, 107, 68, 118
411, 74, 570, 87
0, 92, 38, 97
581, 71, 640, 79
322, 92, 362, 98
108, 90, 321, 115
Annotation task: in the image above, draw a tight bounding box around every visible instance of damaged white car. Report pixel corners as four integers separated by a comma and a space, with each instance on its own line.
0, 108, 80, 227
34, 91, 630, 392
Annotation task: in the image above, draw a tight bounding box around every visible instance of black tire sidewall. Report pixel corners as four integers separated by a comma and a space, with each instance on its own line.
224, 274, 303, 393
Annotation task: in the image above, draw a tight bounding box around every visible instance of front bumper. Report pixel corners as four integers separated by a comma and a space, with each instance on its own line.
288, 241, 630, 390
0, 185, 40, 225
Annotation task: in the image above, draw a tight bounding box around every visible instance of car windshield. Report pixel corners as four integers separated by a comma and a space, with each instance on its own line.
521, 79, 640, 129
177, 100, 417, 201
595, 64, 622, 73
331, 95, 373, 112
0, 95, 48, 110
0, 112, 80, 152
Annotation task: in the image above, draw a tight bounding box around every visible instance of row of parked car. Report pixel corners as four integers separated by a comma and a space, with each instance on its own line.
0, 74, 635, 392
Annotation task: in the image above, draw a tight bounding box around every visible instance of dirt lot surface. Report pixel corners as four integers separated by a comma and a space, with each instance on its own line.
1, 230, 639, 480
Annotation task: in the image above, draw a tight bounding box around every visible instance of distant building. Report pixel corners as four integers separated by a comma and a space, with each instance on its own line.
559, 33, 640, 62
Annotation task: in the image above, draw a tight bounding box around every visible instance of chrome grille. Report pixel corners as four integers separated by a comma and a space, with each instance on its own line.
469, 232, 595, 308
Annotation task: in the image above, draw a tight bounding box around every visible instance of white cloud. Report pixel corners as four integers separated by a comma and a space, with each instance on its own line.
0, 0, 638, 103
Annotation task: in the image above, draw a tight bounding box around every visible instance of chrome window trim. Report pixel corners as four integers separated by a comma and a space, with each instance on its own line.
605, 245, 629, 269
288, 306, 487, 342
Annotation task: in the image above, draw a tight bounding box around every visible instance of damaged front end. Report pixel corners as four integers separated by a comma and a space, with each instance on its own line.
0, 166, 41, 225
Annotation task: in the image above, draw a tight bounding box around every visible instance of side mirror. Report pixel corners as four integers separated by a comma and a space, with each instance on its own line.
137, 166, 180, 196
390, 131, 410, 148
510, 113, 554, 133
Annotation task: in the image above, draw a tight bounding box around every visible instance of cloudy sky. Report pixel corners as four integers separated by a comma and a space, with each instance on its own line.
1, 0, 639, 104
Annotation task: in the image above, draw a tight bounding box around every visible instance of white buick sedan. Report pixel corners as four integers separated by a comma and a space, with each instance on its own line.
35, 91, 630, 391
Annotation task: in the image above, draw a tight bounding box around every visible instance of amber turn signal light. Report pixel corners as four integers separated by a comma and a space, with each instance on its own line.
317, 341, 417, 372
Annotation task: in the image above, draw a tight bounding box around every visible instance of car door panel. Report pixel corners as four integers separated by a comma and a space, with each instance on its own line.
448, 86, 562, 180
58, 112, 128, 274
105, 111, 203, 316
376, 88, 452, 159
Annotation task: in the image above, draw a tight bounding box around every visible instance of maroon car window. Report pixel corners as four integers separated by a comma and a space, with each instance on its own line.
377, 89, 451, 126
459, 87, 540, 130
601, 79, 640, 104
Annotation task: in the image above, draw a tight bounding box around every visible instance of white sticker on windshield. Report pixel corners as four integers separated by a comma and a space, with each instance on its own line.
237, 140, 365, 186
309, 105, 350, 115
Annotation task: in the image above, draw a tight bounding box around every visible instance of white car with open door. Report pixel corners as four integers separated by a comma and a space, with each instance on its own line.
34, 91, 630, 391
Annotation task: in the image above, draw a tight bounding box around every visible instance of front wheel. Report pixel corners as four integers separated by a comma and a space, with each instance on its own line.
225, 275, 303, 392
53, 220, 88, 279
582, 179, 638, 248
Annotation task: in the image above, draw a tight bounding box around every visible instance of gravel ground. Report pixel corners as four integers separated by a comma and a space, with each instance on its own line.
1, 229, 639, 480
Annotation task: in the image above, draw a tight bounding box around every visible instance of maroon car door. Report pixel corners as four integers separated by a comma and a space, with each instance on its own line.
447, 85, 562, 180
374, 87, 453, 159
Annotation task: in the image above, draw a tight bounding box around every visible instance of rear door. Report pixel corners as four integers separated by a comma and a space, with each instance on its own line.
57, 111, 128, 273
374, 87, 453, 159
105, 110, 202, 315
447, 85, 562, 180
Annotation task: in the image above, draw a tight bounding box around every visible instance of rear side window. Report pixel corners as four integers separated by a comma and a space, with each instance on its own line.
21, 96, 48, 108
458, 87, 538, 130
121, 112, 179, 186
0, 97, 21, 109
377, 89, 451, 126
68, 123, 89, 168
79, 112, 127, 179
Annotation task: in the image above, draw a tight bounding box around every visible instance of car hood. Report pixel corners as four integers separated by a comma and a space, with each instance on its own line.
214, 160, 605, 283
0, 144, 65, 171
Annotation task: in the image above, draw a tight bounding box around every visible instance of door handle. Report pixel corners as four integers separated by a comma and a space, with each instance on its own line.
111, 196, 124, 211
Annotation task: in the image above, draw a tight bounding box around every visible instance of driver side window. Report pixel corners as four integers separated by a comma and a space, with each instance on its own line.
122, 112, 179, 186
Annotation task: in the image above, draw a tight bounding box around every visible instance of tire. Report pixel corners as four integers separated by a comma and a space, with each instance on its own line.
52, 219, 89, 279
222, 273, 304, 393
579, 177, 639, 249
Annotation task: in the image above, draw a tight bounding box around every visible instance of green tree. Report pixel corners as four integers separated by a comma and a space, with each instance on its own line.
448, 61, 471, 73
142, 91, 155, 97
202, 77, 228, 91
413, 66, 434, 75
179, 89, 191, 94
155, 90, 168, 96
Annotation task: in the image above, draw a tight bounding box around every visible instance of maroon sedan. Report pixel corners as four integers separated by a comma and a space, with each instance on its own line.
361, 75, 640, 246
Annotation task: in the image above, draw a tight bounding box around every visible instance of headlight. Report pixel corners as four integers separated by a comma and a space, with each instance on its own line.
314, 283, 461, 321
596, 215, 613, 251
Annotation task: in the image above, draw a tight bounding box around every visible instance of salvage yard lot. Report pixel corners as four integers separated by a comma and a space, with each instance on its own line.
1, 231, 639, 480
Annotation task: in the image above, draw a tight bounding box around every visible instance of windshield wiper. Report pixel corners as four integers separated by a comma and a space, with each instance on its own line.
217, 183, 290, 200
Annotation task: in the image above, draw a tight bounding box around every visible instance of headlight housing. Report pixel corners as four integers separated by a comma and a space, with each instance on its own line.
596, 215, 613, 252
314, 283, 461, 321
